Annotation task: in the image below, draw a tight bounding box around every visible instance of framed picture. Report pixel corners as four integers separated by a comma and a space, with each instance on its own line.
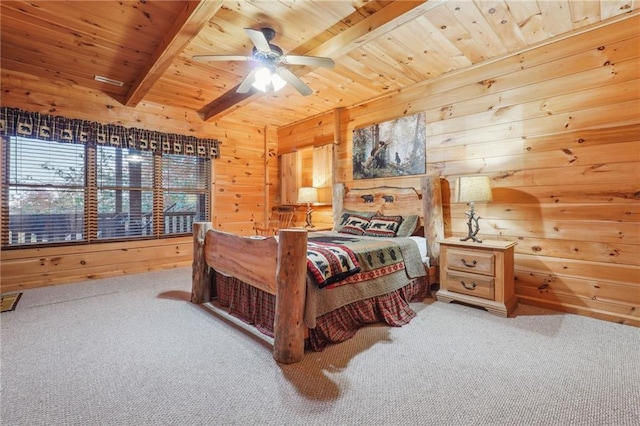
352, 112, 426, 180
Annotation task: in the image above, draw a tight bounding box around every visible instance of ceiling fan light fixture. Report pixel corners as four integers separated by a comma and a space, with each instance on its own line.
195, 27, 332, 96
252, 67, 271, 91
252, 66, 287, 93
271, 73, 287, 91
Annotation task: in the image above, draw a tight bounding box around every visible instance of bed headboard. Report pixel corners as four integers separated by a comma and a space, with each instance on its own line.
339, 185, 422, 217
332, 174, 444, 266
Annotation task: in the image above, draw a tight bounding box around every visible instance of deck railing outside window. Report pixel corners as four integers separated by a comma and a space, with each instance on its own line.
7, 211, 197, 245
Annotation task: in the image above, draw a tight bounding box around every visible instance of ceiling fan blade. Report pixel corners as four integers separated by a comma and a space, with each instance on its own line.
237, 68, 259, 93
192, 55, 252, 62
276, 67, 313, 96
245, 28, 271, 53
281, 55, 335, 68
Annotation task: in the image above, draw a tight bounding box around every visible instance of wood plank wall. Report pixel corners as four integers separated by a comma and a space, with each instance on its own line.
279, 112, 336, 154
0, 69, 265, 291
1, 237, 192, 289
211, 122, 272, 235
280, 15, 640, 326
278, 111, 336, 227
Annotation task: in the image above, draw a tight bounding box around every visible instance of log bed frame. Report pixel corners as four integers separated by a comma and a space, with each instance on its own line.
191, 175, 444, 364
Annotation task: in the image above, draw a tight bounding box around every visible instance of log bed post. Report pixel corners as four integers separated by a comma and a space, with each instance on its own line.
422, 175, 444, 268
191, 221, 213, 304
273, 229, 308, 364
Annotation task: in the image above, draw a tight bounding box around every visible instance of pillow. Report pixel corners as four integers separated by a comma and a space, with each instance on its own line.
339, 215, 371, 235
364, 215, 403, 237
334, 210, 375, 232
395, 215, 419, 237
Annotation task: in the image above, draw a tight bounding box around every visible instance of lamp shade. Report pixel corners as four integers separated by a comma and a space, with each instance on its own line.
455, 176, 493, 203
252, 66, 287, 93
297, 187, 318, 204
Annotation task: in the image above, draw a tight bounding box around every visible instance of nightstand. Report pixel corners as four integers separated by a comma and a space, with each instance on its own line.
436, 237, 517, 317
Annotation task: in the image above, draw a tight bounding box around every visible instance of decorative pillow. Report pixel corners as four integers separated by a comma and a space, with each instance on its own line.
395, 215, 419, 237
339, 215, 371, 235
334, 210, 375, 232
364, 215, 403, 237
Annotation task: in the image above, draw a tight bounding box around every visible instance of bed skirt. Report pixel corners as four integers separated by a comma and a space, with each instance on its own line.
213, 272, 431, 351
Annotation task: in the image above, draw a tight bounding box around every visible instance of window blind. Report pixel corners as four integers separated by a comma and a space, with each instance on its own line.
5, 137, 85, 245
2, 136, 211, 248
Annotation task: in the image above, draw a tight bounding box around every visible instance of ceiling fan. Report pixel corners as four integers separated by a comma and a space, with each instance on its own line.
192, 28, 334, 96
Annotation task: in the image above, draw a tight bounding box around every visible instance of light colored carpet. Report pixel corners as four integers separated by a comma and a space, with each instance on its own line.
1, 267, 638, 426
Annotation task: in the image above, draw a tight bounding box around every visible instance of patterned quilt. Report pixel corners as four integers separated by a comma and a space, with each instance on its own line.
304, 232, 427, 328
306, 242, 360, 288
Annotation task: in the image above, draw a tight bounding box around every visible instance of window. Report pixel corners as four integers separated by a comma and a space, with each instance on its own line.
5, 137, 85, 245
2, 137, 211, 248
96, 147, 154, 239
162, 154, 209, 235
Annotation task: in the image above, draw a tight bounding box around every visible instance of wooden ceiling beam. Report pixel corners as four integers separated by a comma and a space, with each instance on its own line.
124, 0, 223, 107
303, 0, 449, 60
199, 0, 447, 123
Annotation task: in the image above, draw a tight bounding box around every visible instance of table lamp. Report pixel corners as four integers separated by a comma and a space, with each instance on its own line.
297, 187, 318, 228
455, 176, 493, 243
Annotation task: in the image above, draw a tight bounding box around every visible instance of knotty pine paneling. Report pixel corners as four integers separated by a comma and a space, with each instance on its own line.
345, 14, 640, 125
0, 237, 192, 293
266, 125, 280, 215
1, 70, 214, 136
278, 111, 335, 154
333, 16, 639, 326
213, 123, 270, 236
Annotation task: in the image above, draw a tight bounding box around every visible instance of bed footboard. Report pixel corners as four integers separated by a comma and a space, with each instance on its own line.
191, 225, 309, 364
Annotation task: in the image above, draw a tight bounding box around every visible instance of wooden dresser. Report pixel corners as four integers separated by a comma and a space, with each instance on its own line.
436, 237, 517, 317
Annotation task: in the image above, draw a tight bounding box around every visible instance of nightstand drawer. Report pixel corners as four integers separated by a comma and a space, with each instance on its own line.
446, 249, 495, 276
444, 271, 495, 300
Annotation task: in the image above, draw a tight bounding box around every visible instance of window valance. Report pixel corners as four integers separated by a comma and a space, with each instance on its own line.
0, 107, 220, 159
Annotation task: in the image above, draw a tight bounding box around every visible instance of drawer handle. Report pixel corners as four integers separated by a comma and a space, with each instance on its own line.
460, 280, 477, 291
461, 258, 477, 268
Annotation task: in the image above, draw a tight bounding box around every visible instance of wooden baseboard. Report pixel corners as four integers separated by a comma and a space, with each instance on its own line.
517, 296, 640, 327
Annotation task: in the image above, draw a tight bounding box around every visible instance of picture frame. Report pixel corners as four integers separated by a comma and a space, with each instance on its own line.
352, 112, 426, 180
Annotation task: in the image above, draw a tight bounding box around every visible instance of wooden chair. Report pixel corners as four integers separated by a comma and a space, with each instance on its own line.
254, 206, 295, 236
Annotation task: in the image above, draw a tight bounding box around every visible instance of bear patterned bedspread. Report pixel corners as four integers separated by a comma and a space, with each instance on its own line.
303, 231, 427, 328
306, 241, 361, 289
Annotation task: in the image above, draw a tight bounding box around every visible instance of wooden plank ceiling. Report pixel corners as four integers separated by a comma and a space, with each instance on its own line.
1, 0, 637, 129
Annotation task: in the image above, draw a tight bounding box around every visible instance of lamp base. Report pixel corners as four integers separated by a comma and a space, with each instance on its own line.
461, 201, 483, 243
304, 206, 314, 228
460, 233, 483, 244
